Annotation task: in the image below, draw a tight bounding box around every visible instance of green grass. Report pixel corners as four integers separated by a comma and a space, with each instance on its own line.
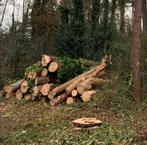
0, 77, 147, 145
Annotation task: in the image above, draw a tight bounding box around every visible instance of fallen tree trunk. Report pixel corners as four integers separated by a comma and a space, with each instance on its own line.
81, 90, 97, 102
20, 80, 29, 94
16, 89, 23, 100
35, 77, 49, 85
48, 55, 111, 99
4, 79, 24, 93
50, 93, 68, 106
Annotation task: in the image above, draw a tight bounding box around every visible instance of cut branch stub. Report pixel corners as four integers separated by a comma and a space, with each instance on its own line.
71, 89, 78, 97
32, 85, 42, 97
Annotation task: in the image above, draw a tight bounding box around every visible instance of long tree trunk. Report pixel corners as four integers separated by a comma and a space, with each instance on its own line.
131, 0, 142, 101
119, 0, 125, 32
142, 0, 147, 33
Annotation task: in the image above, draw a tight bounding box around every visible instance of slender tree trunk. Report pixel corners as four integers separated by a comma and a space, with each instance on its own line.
119, 0, 125, 32
110, 0, 116, 25
142, 0, 147, 32
0, 0, 8, 27
131, 0, 142, 101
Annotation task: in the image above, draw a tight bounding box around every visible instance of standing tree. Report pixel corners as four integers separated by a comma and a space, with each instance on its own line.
70, 0, 85, 58
131, 0, 142, 100
119, 0, 125, 33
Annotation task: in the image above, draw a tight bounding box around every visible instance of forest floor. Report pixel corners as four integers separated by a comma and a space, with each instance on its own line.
0, 82, 147, 145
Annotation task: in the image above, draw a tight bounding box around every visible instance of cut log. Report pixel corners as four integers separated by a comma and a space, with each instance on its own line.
20, 80, 29, 94
77, 79, 92, 95
0, 90, 6, 97
32, 85, 42, 97
66, 97, 75, 105
71, 89, 78, 97
48, 55, 111, 99
49, 93, 68, 106
72, 118, 102, 127
48, 61, 59, 73
40, 84, 54, 96
4, 79, 24, 93
41, 55, 52, 66
26, 71, 37, 80
24, 94, 32, 101
81, 90, 97, 102
5, 93, 13, 99
16, 89, 23, 100
41, 68, 48, 77
65, 77, 85, 95
35, 76, 49, 85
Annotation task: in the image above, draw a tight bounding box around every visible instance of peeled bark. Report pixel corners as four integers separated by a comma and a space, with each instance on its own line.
81, 90, 97, 102
48, 61, 59, 72
4, 79, 24, 93
16, 89, 23, 100
20, 80, 29, 94
35, 76, 49, 85
66, 97, 75, 105
41, 68, 48, 77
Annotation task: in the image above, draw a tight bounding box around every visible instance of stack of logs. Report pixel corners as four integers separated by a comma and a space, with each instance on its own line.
0, 54, 111, 106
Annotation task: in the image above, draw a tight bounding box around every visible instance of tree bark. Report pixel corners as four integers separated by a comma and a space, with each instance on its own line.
131, 0, 142, 100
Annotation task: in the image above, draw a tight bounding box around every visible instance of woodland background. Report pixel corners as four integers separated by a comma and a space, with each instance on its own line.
0, 0, 146, 98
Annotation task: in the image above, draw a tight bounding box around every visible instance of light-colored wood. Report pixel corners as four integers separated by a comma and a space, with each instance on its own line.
24, 94, 32, 100
49, 93, 68, 106
4, 79, 24, 93
71, 89, 78, 97
32, 85, 42, 97
35, 76, 49, 85
47, 55, 111, 99
65, 77, 85, 95
16, 89, 23, 100
40, 84, 54, 96
20, 80, 29, 94
41, 55, 52, 66
41, 68, 48, 77
27, 71, 37, 80
48, 61, 59, 72
72, 118, 102, 127
81, 90, 97, 102
66, 97, 75, 105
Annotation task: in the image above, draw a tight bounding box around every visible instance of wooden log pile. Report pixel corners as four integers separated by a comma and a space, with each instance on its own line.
0, 54, 112, 106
